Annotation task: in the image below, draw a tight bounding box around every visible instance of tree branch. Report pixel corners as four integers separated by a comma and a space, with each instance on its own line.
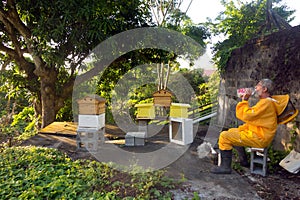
0, 13, 23, 57
0, 43, 16, 56
183, 0, 193, 14
5, 0, 31, 38
3, 0, 46, 76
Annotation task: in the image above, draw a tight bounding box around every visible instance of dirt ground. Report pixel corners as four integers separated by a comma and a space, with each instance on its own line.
171, 127, 300, 200
2, 124, 300, 199
244, 168, 300, 200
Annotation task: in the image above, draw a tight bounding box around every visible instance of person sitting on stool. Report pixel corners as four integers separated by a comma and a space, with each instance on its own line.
211, 79, 286, 174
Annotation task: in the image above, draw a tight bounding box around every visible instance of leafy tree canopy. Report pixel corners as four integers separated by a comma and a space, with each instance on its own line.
95, 0, 210, 112
0, 0, 210, 128
0, 0, 152, 127
148, 0, 210, 47
209, 0, 295, 71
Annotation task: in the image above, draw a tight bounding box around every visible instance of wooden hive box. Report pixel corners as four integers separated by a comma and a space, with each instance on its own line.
77, 94, 106, 115
135, 103, 155, 119
153, 89, 172, 107
170, 103, 191, 118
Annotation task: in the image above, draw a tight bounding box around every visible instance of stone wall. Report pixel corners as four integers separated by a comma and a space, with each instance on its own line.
217, 25, 300, 151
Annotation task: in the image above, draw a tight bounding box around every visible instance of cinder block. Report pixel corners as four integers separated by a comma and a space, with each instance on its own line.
125, 132, 146, 146
250, 147, 268, 176
77, 128, 105, 151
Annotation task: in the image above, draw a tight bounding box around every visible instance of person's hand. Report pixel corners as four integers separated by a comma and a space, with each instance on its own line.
242, 88, 252, 101
242, 93, 251, 101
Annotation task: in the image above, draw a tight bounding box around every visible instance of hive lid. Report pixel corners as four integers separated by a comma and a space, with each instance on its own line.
171, 103, 191, 108
134, 103, 154, 107
153, 89, 173, 97
126, 132, 146, 138
77, 94, 106, 103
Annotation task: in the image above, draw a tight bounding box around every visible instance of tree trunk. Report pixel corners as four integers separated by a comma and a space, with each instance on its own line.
40, 80, 57, 128
37, 67, 74, 128
1, 1, 75, 129
34, 66, 59, 128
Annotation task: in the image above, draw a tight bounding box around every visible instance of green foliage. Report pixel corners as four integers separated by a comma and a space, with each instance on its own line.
148, 0, 210, 47
93, 0, 210, 113
56, 98, 73, 122
210, 0, 295, 72
231, 148, 248, 173
0, 146, 178, 199
0, 69, 35, 138
1, 0, 211, 128
267, 146, 289, 173
206, 71, 220, 103
192, 192, 201, 200
167, 18, 210, 49
198, 83, 211, 106
194, 70, 220, 109
128, 168, 175, 199
1, 0, 210, 128
0, 70, 32, 118
1, 0, 153, 126
11, 107, 37, 132
17, 0, 152, 60
104, 108, 116, 125
267, 122, 299, 173
180, 68, 206, 95
0, 146, 112, 199
99, 61, 214, 124
96, 51, 163, 105
288, 121, 299, 151
0, 107, 38, 145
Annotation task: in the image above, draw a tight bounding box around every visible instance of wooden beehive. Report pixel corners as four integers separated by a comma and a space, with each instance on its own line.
170, 103, 191, 118
135, 103, 155, 119
77, 94, 106, 115
153, 89, 172, 107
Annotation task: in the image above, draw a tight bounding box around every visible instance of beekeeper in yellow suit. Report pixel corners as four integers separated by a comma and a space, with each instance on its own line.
211, 79, 289, 174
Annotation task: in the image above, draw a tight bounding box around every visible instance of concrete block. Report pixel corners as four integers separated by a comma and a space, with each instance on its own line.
125, 132, 146, 146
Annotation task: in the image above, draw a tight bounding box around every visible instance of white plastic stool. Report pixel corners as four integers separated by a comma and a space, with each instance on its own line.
250, 147, 268, 176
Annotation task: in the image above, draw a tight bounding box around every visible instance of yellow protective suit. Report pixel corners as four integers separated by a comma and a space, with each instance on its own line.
219, 95, 289, 150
